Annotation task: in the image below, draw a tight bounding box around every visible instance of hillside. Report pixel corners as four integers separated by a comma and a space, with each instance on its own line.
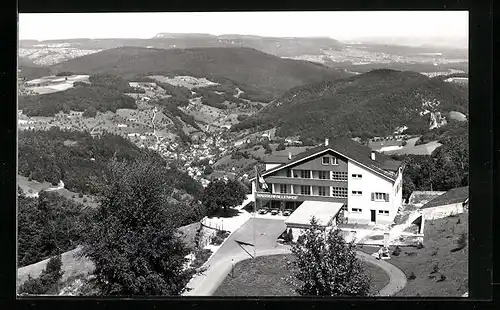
18, 127, 203, 198
18, 84, 137, 117
232, 69, 468, 140
51, 46, 351, 97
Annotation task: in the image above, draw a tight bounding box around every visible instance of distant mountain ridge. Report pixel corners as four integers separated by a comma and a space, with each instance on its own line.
51, 46, 351, 97
20, 33, 344, 58
232, 69, 468, 140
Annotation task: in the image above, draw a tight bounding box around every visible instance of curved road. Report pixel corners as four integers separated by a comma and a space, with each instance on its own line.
183, 218, 406, 296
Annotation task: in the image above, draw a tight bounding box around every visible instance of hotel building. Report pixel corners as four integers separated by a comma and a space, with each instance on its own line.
251, 137, 404, 226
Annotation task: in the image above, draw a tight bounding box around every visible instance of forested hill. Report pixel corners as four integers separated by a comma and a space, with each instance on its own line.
231, 69, 468, 141
51, 46, 351, 97
18, 73, 141, 117
18, 127, 203, 198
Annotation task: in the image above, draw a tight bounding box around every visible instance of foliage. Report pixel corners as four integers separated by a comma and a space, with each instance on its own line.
203, 165, 214, 175
52, 46, 349, 97
155, 82, 193, 106
82, 106, 97, 118
18, 255, 64, 295
17, 191, 87, 267
18, 85, 137, 117
202, 179, 247, 216
396, 132, 468, 201
80, 158, 199, 295
276, 143, 286, 151
233, 69, 467, 140
191, 248, 213, 269
88, 73, 145, 93
408, 272, 416, 280
158, 98, 201, 131
392, 246, 401, 256
18, 128, 202, 198
290, 217, 371, 296
451, 233, 467, 252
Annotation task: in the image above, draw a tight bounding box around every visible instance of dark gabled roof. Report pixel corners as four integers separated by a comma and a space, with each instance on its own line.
261, 137, 402, 181
421, 186, 469, 209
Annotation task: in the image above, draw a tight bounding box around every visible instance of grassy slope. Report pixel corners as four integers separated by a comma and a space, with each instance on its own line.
359, 212, 468, 296
213, 254, 389, 296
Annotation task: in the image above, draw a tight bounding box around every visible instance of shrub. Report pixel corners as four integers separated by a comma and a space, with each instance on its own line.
392, 246, 401, 256
457, 218, 461, 224
210, 234, 224, 246
408, 272, 416, 280
78, 193, 84, 198
18, 255, 64, 295
276, 143, 286, 151
451, 232, 467, 252
416, 242, 424, 249
191, 248, 213, 269
431, 263, 439, 274
82, 198, 88, 203
437, 274, 447, 282
431, 250, 438, 256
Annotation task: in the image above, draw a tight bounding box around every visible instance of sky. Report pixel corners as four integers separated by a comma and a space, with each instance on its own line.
18, 11, 468, 42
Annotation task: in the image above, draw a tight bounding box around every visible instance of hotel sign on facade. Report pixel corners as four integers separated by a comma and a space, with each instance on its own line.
255, 192, 299, 201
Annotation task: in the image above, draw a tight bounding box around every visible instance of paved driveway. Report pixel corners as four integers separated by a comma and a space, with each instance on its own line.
183, 218, 407, 297
183, 217, 287, 296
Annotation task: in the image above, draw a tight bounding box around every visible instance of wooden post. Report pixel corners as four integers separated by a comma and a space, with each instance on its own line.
253, 165, 258, 259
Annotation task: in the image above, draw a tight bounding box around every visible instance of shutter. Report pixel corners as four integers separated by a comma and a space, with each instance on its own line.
385, 194, 389, 202
371, 193, 375, 201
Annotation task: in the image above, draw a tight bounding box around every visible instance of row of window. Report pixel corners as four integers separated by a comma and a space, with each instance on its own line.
350, 209, 389, 215
284, 169, 363, 181
276, 184, 389, 201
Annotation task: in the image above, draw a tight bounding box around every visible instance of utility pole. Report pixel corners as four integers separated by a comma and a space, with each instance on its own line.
253, 165, 258, 259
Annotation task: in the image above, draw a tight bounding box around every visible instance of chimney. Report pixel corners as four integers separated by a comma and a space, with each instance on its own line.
288, 152, 292, 160
371, 151, 376, 161
325, 138, 329, 146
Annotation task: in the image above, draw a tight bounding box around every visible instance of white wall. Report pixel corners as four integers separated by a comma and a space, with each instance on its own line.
422, 203, 464, 220
265, 163, 281, 171
347, 160, 397, 225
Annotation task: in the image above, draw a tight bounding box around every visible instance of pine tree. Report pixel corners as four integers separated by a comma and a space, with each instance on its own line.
290, 217, 371, 296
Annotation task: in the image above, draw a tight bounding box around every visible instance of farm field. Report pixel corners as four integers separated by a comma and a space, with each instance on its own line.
148, 75, 219, 89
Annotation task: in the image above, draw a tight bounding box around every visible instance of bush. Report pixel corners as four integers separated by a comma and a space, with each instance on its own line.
191, 248, 213, 269
18, 255, 64, 295
431, 263, 439, 274
437, 274, 447, 282
78, 193, 84, 198
451, 232, 467, 252
392, 246, 401, 256
276, 143, 286, 151
283, 228, 293, 243
408, 272, 416, 280
416, 242, 424, 249
82, 198, 88, 203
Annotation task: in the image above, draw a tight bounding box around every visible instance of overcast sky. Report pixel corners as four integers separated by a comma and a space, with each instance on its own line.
19, 11, 468, 41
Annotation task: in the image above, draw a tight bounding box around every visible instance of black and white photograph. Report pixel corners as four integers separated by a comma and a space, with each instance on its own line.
16, 11, 470, 297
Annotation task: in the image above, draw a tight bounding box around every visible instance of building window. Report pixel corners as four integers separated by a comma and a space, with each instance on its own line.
352, 174, 362, 178
279, 184, 288, 194
286, 169, 292, 177
318, 186, 328, 196
300, 170, 310, 179
300, 185, 311, 195
331, 157, 339, 165
319, 170, 330, 180
351, 190, 362, 196
351, 208, 362, 213
372, 192, 389, 202
322, 157, 330, 165
378, 210, 389, 215
332, 187, 348, 198
332, 171, 348, 181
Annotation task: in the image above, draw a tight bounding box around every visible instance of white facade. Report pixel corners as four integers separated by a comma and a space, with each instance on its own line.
346, 161, 402, 225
